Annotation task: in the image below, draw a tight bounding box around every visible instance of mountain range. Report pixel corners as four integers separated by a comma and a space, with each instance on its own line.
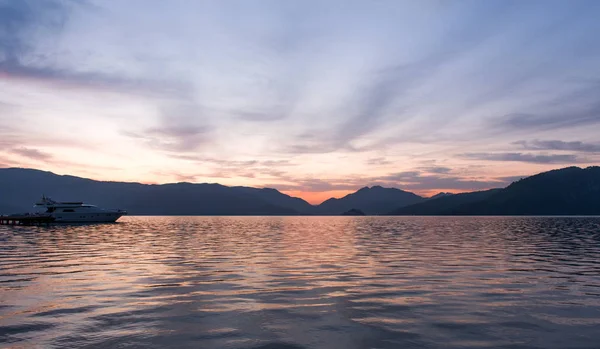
316, 185, 423, 215
0, 166, 598, 216
389, 166, 600, 215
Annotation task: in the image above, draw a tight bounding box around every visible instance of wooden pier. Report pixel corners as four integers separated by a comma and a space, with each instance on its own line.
0, 214, 55, 226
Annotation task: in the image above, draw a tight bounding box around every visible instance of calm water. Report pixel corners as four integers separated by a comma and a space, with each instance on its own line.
1, 217, 600, 349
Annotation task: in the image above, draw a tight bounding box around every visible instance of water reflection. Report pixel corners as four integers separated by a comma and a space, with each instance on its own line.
1, 217, 600, 348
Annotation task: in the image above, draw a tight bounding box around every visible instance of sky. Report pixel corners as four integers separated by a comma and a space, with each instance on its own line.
1, 0, 600, 204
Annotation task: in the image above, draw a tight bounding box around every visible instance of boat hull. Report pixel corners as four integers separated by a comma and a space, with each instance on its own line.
53, 212, 125, 223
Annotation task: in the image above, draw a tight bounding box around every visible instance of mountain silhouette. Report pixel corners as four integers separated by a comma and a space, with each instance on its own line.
232, 186, 316, 214
342, 208, 366, 216
389, 166, 600, 215
388, 189, 501, 215
2, 166, 599, 216
0, 168, 307, 215
0, 170, 424, 216
457, 166, 600, 215
316, 186, 424, 215
429, 192, 454, 200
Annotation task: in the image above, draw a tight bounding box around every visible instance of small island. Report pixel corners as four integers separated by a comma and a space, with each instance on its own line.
342, 208, 366, 216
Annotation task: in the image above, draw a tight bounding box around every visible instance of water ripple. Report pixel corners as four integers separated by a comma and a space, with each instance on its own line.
1, 216, 600, 348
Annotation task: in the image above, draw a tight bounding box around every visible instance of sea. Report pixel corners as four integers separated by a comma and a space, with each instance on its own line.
1, 216, 600, 349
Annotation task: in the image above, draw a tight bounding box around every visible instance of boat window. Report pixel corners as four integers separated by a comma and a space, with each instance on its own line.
63, 209, 75, 212
46, 208, 56, 213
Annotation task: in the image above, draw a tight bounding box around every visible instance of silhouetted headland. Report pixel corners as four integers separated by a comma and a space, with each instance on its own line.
342, 208, 366, 216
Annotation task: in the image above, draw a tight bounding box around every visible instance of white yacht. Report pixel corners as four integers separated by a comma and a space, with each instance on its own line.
35, 196, 127, 223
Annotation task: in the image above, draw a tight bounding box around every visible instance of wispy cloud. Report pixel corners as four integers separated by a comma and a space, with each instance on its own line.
514, 139, 600, 153
366, 157, 392, 166
372, 171, 505, 191
123, 102, 213, 152
499, 109, 600, 132
158, 155, 294, 182
10, 147, 52, 161
0, 0, 191, 97
0, 0, 68, 57
460, 152, 585, 164
266, 167, 507, 194
420, 166, 453, 174
264, 178, 360, 192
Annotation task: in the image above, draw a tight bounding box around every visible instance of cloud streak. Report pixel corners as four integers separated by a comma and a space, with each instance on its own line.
460, 152, 585, 164
266, 168, 507, 195
9, 147, 52, 161
0, 0, 192, 98
514, 140, 600, 153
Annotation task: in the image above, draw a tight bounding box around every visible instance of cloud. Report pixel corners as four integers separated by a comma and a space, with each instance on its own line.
496, 81, 600, 133
398, 177, 503, 191
162, 155, 294, 181
169, 155, 291, 169
500, 110, 600, 132
0, 101, 17, 112
208, 162, 290, 180
1, 59, 193, 97
0, 0, 68, 57
366, 157, 392, 166
282, 50, 476, 155
514, 139, 600, 153
1, 0, 70, 77
265, 166, 506, 193
460, 152, 584, 164
276, 1, 551, 155
264, 178, 361, 192
123, 102, 213, 152
334, 61, 433, 144
144, 125, 212, 152
10, 147, 52, 161
260, 160, 292, 167
0, 0, 191, 97
377, 171, 422, 182
421, 166, 452, 174
371, 171, 504, 191
2, 147, 122, 174
497, 175, 527, 183
125, 126, 212, 153
234, 108, 290, 122
174, 173, 200, 182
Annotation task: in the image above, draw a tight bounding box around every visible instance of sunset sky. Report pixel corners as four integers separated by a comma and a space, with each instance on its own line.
1, 0, 599, 204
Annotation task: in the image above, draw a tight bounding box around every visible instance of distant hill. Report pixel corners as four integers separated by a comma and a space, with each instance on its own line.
388, 189, 501, 215
457, 166, 600, 215
389, 166, 600, 215
0, 168, 310, 215
342, 208, 366, 216
316, 186, 424, 215
232, 186, 316, 214
429, 192, 454, 200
